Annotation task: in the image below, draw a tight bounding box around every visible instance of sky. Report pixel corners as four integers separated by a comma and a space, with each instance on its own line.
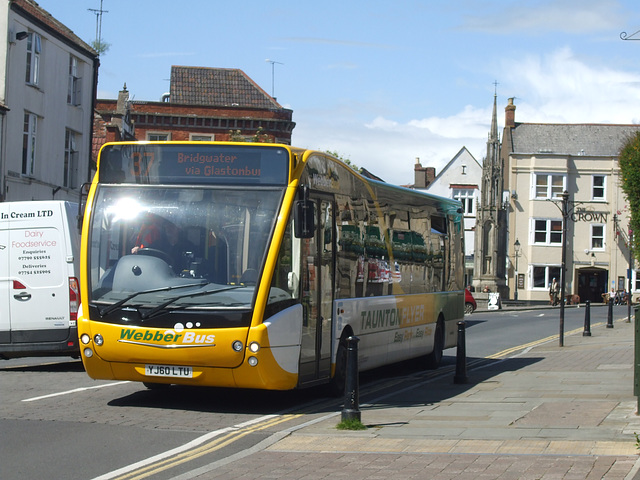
35, 0, 640, 186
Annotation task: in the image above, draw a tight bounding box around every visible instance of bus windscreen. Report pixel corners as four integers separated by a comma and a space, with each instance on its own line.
98, 144, 290, 185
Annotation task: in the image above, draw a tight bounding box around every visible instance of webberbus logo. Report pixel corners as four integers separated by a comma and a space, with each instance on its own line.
119, 328, 215, 346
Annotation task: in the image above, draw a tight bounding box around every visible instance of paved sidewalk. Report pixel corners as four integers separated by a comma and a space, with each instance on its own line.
189, 316, 640, 479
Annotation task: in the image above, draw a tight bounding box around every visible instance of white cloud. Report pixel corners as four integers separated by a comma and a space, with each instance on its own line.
292, 43, 640, 186
501, 47, 640, 124
460, 0, 625, 34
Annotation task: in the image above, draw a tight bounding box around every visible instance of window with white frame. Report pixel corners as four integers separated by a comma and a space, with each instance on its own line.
592, 175, 605, 201
533, 218, 562, 244
190, 134, 213, 141
25, 32, 41, 85
147, 132, 170, 141
22, 113, 37, 176
67, 56, 81, 105
452, 188, 475, 215
532, 265, 562, 289
533, 173, 565, 199
591, 224, 605, 250
64, 130, 78, 188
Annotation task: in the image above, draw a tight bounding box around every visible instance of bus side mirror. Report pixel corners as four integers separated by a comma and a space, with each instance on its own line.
77, 182, 91, 233
294, 200, 314, 238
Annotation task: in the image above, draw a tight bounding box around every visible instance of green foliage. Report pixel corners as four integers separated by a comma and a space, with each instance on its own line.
228, 127, 273, 143
336, 417, 367, 430
228, 130, 245, 142
618, 131, 640, 259
91, 39, 110, 55
252, 126, 273, 143
325, 150, 360, 172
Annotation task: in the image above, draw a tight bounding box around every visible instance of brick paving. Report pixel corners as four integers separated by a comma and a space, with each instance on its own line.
184, 314, 640, 480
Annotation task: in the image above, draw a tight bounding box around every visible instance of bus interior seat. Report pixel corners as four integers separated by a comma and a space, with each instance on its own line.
206, 231, 229, 284
240, 268, 258, 285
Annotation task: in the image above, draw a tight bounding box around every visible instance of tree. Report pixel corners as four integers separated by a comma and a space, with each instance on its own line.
228, 127, 273, 143
228, 130, 245, 142
618, 131, 640, 258
325, 150, 359, 172
91, 39, 110, 56
252, 126, 273, 143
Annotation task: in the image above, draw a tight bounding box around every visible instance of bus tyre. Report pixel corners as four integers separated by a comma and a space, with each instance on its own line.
328, 333, 349, 397
143, 382, 171, 390
425, 320, 444, 369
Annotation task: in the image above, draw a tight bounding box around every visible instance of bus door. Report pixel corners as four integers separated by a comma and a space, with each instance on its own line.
299, 196, 335, 385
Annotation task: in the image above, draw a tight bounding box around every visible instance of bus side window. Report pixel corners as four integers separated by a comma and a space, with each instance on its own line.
270, 220, 300, 300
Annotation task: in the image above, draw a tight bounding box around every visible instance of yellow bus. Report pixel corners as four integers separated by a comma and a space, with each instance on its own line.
78, 142, 464, 392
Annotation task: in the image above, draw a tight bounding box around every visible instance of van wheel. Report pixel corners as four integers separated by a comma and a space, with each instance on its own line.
424, 320, 444, 369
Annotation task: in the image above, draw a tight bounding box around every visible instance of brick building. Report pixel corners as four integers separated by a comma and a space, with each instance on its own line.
93, 66, 295, 165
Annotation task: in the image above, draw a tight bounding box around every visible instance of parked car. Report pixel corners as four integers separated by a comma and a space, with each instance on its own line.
465, 288, 477, 314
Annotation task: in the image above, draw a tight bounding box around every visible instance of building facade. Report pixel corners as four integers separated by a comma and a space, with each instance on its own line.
94, 66, 295, 163
504, 99, 640, 303
0, 0, 98, 202
419, 148, 482, 286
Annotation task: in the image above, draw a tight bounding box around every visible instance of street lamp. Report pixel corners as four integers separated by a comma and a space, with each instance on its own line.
559, 190, 569, 347
513, 239, 521, 301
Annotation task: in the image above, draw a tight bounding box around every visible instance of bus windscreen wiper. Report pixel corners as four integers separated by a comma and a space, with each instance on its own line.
98, 281, 209, 317
141, 286, 246, 320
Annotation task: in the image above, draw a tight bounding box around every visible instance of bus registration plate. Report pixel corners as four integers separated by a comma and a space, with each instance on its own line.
145, 364, 193, 378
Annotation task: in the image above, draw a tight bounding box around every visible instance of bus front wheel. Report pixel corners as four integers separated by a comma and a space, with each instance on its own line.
424, 319, 444, 369
328, 332, 349, 397
143, 382, 172, 390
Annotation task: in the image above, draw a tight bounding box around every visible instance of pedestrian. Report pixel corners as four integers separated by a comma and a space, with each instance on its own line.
549, 278, 559, 306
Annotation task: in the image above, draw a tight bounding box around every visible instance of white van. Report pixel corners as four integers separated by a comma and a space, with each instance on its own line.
0, 201, 80, 359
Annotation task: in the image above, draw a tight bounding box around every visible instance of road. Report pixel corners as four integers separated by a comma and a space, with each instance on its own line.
0, 304, 632, 480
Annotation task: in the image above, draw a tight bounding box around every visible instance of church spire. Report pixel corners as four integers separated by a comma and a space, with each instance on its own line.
472, 89, 508, 298
489, 91, 498, 142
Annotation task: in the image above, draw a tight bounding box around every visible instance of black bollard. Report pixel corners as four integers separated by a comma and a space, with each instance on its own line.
341, 336, 361, 422
607, 298, 614, 328
454, 321, 468, 384
583, 300, 591, 336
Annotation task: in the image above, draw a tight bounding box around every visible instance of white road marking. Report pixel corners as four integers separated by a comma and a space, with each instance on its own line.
22, 381, 130, 402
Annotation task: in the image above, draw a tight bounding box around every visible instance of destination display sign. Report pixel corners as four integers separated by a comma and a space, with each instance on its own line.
98, 144, 289, 185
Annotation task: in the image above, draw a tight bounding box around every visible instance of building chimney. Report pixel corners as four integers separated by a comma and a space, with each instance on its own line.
505, 97, 516, 128
414, 157, 428, 188
425, 167, 436, 186
116, 83, 129, 115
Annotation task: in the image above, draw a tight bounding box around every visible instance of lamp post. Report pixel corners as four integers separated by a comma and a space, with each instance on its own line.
559, 191, 569, 347
514, 239, 521, 301
629, 229, 634, 323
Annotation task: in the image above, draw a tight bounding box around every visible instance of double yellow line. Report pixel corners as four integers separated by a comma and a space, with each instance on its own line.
113, 413, 302, 480
486, 322, 605, 360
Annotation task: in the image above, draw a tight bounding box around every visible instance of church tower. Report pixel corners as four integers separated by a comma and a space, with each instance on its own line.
472, 93, 508, 297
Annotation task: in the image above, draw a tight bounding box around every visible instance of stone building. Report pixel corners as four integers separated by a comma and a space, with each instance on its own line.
503, 98, 640, 303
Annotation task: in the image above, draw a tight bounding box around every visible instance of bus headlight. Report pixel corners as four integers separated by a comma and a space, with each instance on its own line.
248, 356, 258, 367
83, 348, 93, 358
232, 340, 243, 352
80, 334, 91, 345
249, 342, 260, 353
94, 334, 104, 346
